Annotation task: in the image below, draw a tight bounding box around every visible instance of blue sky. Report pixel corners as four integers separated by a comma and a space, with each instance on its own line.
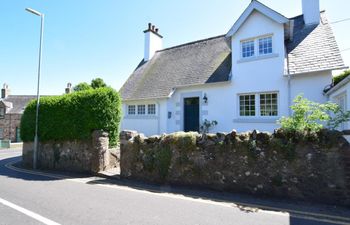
1, 0, 349, 95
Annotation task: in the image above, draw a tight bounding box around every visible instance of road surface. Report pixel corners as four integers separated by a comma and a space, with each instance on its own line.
0, 148, 349, 225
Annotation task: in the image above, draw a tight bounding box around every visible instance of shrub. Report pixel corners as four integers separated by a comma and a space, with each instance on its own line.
278, 95, 340, 132
20, 87, 122, 147
333, 70, 350, 86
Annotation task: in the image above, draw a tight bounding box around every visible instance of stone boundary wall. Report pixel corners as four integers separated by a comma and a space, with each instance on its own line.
120, 129, 350, 206
22, 130, 118, 173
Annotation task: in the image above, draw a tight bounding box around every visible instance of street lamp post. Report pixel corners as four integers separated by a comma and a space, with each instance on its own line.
26, 8, 44, 169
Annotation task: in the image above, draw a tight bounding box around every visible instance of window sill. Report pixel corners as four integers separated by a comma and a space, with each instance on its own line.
237, 53, 279, 64
124, 115, 158, 120
233, 117, 279, 123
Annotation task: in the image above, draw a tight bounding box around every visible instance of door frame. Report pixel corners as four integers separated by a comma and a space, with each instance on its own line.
180, 92, 203, 131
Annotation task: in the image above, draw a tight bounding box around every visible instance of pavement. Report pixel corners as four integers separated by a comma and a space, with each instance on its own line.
0, 148, 349, 225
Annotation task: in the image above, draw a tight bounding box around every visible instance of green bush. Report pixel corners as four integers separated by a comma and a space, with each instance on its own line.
333, 70, 350, 86
278, 95, 340, 132
20, 87, 122, 147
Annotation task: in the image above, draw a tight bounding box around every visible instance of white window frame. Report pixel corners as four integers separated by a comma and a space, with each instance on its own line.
240, 34, 274, 60
241, 39, 255, 58
239, 94, 256, 116
137, 105, 146, 115
128, 105, 136, 115
238, 92, 279, 118
258, 36, 273, 56
259, 93, 278, 116
147, 104, 156, 115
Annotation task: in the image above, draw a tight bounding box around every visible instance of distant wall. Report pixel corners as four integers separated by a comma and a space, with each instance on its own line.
0, 114, 21, 142
22, 130, 118, 173
120, 129, 350, 206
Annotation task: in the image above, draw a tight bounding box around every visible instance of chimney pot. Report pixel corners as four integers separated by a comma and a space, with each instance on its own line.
152, 25, 155, 31
65, 82, 72, 94
155, 28, 159, 33
148, 23, 152, 30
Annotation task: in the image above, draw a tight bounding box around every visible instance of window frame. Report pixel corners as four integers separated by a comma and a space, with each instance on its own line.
137, 105, 146, 115
238, 92, 279, 118
241, 39, 255, 58
127, 105, 136, 115
240, 35, 273, 60
239, 94, 256, 116
147, 104, 156, 115
259, 93, 278, 117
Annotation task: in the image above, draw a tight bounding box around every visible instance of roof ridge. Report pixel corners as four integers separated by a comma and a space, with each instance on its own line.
157, 34, 225, 52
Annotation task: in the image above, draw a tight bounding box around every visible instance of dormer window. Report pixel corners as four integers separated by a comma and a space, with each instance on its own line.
242, 40, 255, 58
240, 35, 273, 60
0, 107, 5, 118
258, 36, 272, 55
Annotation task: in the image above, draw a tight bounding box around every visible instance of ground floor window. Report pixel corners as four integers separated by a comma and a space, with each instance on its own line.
239, 92, 278, 117
239, 95, 255, 116
128, 105, 136, 115
147, 104, 156, 115
260, 93, 278, 116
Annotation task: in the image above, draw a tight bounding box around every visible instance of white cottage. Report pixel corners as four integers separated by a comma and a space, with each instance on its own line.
120, 0, 347, 136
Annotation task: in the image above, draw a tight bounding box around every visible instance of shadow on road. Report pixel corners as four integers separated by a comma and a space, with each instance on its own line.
1, 156, 349, 225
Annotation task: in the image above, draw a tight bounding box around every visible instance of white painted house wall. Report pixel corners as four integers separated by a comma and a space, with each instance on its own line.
328, 81, 350, 130
121, 4, 337, 136
230, 11, 288, 132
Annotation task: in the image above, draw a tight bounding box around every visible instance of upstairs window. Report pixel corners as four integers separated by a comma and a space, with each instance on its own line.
137, 105, 146, 115
241, 40, 255, 58
147, 104, 156, 115
239, 95, 256, 116
259, 37, 272, 55
128, 105, 136, 115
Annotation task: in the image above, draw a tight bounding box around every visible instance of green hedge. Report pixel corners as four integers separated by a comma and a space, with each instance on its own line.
20, 87, 122, 147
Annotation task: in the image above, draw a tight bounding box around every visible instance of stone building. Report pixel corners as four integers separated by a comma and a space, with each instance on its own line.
0, 84, 36, 142
0, 83, 72, 143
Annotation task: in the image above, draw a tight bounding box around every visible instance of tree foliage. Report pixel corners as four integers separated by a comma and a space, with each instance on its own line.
278, 95, 350, 132
20, 87, 122, 147
73, 78, 107, 92
333, 70, 350, 86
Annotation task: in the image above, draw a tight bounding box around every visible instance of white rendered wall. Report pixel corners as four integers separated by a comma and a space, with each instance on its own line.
302, 0, 320, 25
290, 71, 331, 104
329, 81, 350, 130
144, 32, 162, 61
230, 11, 288, 132
121, 99, 167, 136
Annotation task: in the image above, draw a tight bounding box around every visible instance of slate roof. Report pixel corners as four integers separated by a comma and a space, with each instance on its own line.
1, 95, 36, 114
121, 12, 345, 101
286, 11, 345, 74
120, 35, 231, 100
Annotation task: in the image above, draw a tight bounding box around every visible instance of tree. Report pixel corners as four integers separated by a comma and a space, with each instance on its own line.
73, 82, 92, 92
91, 78, 107, 89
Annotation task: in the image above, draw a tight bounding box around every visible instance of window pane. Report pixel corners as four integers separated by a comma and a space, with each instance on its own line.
241, 40, 255, 58
259, 37, 272, 55
128, 105, 135, 115
147, 104, 156, 115
137, 105, 146, 115
239, 95, 255, 116
260, 93, 278, 116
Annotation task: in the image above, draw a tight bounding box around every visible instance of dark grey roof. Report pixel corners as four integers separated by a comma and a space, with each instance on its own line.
1, 95, 36, 114
121, 12, 345, 101
120, 35, 231, 100
286, 11, 345, 74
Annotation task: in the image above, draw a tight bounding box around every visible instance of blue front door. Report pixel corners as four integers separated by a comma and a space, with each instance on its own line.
184, 97, 200, 132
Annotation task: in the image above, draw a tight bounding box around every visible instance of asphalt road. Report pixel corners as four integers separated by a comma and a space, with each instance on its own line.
0, 148, 349, 225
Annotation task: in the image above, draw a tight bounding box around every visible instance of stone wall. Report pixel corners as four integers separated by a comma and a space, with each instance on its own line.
120, 129, 350, 206
0, 114, 21, 142
23, 130, 118, 173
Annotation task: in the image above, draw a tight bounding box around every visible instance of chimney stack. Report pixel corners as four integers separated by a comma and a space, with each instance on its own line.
1, 83, 10, 99
144, 22, 163, 61
302, 0, 320, 25
65, 83, 72, 94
